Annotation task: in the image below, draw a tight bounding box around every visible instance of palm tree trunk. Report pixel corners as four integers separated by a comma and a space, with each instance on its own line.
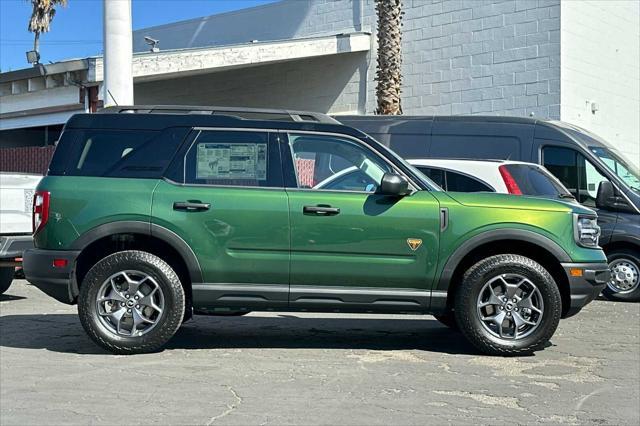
375, 0, 403, 115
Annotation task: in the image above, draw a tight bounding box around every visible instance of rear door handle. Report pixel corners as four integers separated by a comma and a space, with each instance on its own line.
173, 201, 211, 212
303, 205, 340, 216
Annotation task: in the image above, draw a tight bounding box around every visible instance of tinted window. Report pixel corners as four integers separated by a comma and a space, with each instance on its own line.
417, 167, 445, 188
182, 130, 281, 187
502, 164, 571, 197
543, 146, 610, 207
60, 129, 183, 177
287, 133, 391, 192
445, 171, 494, 192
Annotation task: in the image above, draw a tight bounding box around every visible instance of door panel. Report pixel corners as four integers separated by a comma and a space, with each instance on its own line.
153, 129, 289, 310
281, 131, 441, 311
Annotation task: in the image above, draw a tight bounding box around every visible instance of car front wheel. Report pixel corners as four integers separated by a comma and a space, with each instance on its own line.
602, 249, 640, 302
78, 250, 185, 354
455, 254, 562, 356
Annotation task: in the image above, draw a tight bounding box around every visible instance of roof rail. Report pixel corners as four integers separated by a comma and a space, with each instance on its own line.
98, 105, 340, 124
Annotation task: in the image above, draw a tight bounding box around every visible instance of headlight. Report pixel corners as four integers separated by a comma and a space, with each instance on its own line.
573, 214, 601, 248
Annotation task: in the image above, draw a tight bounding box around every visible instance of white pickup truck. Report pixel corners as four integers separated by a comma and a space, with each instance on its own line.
0, 173, 42, 294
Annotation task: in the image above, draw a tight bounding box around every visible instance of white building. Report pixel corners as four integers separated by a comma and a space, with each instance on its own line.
1, 0, 638, 170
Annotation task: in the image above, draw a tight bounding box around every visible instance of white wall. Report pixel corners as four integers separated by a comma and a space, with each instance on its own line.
561, 0, 640, 167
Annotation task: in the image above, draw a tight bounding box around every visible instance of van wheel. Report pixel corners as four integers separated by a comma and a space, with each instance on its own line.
78, 250, 185, 354
455, 254, 561, 356
0, 267, 14, 295
602, 249, 640, 302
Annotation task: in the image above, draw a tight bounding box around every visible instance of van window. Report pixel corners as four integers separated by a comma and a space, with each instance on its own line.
543, 146, 609, 207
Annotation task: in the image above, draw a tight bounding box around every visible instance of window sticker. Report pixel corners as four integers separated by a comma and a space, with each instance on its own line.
196, 143, 267, 180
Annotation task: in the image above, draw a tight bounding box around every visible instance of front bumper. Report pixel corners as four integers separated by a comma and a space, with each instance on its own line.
23, 248, 80, 304
0, 235, 33, 261
561, 262, 610, 318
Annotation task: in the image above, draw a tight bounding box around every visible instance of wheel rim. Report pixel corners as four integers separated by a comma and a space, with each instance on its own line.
607, 258, 640, 294
476, 273, 544, 340
95, 270, 165, 337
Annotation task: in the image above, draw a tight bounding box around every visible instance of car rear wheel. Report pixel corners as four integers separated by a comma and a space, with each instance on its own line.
0, 267, 14, 295
78, 250, 185, 354
602, 249, 640, 302
455, 254, 561, 356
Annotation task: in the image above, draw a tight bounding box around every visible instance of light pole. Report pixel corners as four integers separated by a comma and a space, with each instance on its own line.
103, 0, 134, 106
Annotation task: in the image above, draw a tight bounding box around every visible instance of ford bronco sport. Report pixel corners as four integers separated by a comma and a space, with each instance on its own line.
23, 106, 610, 355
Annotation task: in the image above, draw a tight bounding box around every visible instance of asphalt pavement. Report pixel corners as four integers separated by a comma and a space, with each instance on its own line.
1, 280, 638, 425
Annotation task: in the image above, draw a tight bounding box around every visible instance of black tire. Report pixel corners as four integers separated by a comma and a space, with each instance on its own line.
454, 254, 562, 356
0, 267, 14, 295
78, 250, 185, 354
602, 249, 640, 302
434, 312, 458, 330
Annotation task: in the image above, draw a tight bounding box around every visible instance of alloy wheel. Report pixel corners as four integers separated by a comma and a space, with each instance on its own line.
95, 270, 165, 337
476, 273, 544, 340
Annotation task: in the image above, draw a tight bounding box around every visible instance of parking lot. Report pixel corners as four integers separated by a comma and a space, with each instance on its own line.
1, 280, 638, 425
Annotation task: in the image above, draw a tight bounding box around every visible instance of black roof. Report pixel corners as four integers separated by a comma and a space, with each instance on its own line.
336, 114, 542, 125
65, 111, 366, 139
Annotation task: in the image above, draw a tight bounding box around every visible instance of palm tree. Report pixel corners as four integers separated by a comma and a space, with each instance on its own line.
375, 0, 403, 115
27, 0, 68, 61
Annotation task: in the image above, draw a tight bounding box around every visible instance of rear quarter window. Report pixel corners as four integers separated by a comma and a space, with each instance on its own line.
503, 164, 569, 197
51, 128, 188, 178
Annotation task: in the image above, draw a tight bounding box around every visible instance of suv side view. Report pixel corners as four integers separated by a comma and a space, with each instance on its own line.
24, 106, 610, 355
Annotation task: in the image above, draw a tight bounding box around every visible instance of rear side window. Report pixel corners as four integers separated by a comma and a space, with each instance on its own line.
445, 171, 494, 192
501, 164, 570, 197
173, 130, 282, 188
52, 128, 188, 178
417, 167, 445, 188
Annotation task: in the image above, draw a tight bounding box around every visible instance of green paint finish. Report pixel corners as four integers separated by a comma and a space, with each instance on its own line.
34, 176, 157, 249
36, 177, 606, 295
287, 189, 441, 289
151, 180, 290, 285
433, 191, 607, 270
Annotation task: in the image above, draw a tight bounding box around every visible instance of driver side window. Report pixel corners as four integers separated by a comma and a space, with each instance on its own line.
543, 146, 609, 207
287, 133, 392, 192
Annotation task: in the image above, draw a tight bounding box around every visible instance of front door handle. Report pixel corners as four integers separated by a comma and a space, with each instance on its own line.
303, 205, 340, 216
173, 201, 211, 212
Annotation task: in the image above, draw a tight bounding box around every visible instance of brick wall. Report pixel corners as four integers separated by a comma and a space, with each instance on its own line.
387, 0, 562, 118
0, 147, 54, 175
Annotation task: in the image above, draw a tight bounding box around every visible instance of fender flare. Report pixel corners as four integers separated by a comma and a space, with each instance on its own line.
434, 229, 571, 294
70, 220, 204, 284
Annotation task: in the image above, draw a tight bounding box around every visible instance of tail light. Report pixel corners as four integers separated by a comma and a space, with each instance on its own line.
33, 191, 50, 235
498, 165, 522, 195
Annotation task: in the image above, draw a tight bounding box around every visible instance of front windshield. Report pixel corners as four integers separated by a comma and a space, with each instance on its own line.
590, 146, 640, 192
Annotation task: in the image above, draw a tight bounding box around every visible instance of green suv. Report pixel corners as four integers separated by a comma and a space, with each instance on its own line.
23, 106, 610, 355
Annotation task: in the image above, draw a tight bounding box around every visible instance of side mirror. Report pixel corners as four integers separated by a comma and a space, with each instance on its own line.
596, 181, 615, 209
596, 180, 633, 212
378, 173, 411, 196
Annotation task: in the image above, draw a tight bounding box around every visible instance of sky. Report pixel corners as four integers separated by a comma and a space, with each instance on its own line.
0, 0, 277, 72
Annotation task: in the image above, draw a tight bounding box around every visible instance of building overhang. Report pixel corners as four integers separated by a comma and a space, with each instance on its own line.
88, 32, 371, 83
0, 32, 370, 130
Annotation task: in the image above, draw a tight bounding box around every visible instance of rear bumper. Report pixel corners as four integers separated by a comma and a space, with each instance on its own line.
23, 248, 80, 304
0, 235, 33, 261
561, 262, 610, 318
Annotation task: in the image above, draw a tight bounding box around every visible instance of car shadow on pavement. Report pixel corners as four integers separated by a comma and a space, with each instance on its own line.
0, 313, 480, 355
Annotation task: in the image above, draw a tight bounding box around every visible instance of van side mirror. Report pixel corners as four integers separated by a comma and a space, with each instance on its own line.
596, 181, 633, 212
596, 181, 614, 209
378, 173, 411, 196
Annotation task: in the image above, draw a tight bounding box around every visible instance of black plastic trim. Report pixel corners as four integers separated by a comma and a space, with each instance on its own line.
561, 262, 610, 318
69, 220, 203, 284
436, 229, 572, 292
23, 248, 80, 304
